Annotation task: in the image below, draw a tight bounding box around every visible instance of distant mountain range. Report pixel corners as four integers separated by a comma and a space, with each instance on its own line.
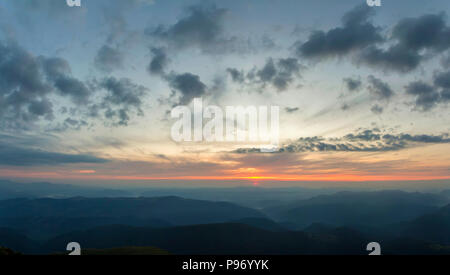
36, 208, 450, 255
398, 204, 450, 244
0, 180, 340, 207
264, 190, 450, 228
0, 187, 450, 255
0, 180, 132, 200
0, 196, 265, 240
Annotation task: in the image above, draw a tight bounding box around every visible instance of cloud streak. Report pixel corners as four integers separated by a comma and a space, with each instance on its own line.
234, 129, 450, 154
0, 143, 108, 166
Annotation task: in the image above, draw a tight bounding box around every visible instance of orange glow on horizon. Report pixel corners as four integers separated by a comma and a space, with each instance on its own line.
78, 170, 96, 174
1, 169, 449, 182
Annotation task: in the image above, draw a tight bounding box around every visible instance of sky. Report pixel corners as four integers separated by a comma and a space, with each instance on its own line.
0, 0, 449, 188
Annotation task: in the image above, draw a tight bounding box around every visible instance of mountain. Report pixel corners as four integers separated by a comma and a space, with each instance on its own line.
0, 180, 342, 208
0, 228, 39, 254
0, 197, 265, 239
0, 216, 171, 240
68, 246, 170, 255
228, 218, 287, 231
0, 180, 131, 200
263, 190, 449, 227
43, 223, 367, 255
43, 222, 450, 255
140, 187, 338, 208
0, 247, 20, 255
396, 204, 450, 245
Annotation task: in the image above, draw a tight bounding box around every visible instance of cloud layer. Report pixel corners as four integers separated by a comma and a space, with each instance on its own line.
234, 129, 450, 154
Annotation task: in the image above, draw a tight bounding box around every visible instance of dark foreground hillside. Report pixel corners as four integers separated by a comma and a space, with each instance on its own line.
38, 222, 450, 255
0, 196, 264, 240
0, 192, 449, 255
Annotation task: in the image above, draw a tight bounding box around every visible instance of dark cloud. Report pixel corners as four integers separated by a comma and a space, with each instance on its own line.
94, 45, 124, 73
442, 54, 450, 69
148, 4, 235, 54
0, 142, 108, 166
272, 58, 302, 91
434, 70, 450, 89
370, 104, 384, 114
0, 42, 53, 129
341, 103, 350, 111
403, 72, 450, 111
392, 13, 450, 52
285, 107, 300, 113
147, 47, 169, 75
226, 68, 245, 83
49, 118, 89, 133
383, 133, 450, 143
295, 5, 383, 60
294, 5, 450, 73
98, 77, 148, 126
229, 58, 302, 91
0, 41, 101, 131
405, 81, 440, 111
234, 129, 450, 154
41, 57, 71, 79
257, 58, 277, 82
441, 89, 450, 101
167, 73, 207, 105
358, 13, 450, 72
41, 56, 93, 104
53, 76, 92, 104
343, 77, 362, 92
28, 99, 53, 117
367, 76, 394, 100
93, 1, 156, 74
358, 45, 422, 73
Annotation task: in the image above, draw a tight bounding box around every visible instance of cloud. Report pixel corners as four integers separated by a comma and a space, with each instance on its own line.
167, 72, 207, 105
97, 77, 148, 126
0, 143, 108, 166
228, 57, 302, 92
341, 103, 350, 111
41, 57, 71, 79
0, 42, 53, 129
285, 107, 300, 113
358, 13, 450, 72
392, 13, 450, 52
358, 45, 422, 73
405, 81, 441, 111
434, 70, 450, 89
49, 118, 89, 133
294, 5, 383, 60
92, 0, 156, 73
257, 58, 277, 82
226, 68, 245, 83
403, 72, 450, 111
54, 76, 93, 104
441, 89, 450, 101
371, 104, 383, 114
41, 57, 93, 104
272, 58, 302, 91
0, 41, 100, 131
234, 129, 450, 154
367, 75, 394, 100
148, 4, 235, 54
147, 47, 169, 75
293, 6, 450, 73
442, 54, 450, 69
94, 45, 124, 73
343, 77, 362, 92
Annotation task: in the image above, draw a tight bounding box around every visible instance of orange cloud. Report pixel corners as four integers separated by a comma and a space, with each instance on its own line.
78, 170, 96, 174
